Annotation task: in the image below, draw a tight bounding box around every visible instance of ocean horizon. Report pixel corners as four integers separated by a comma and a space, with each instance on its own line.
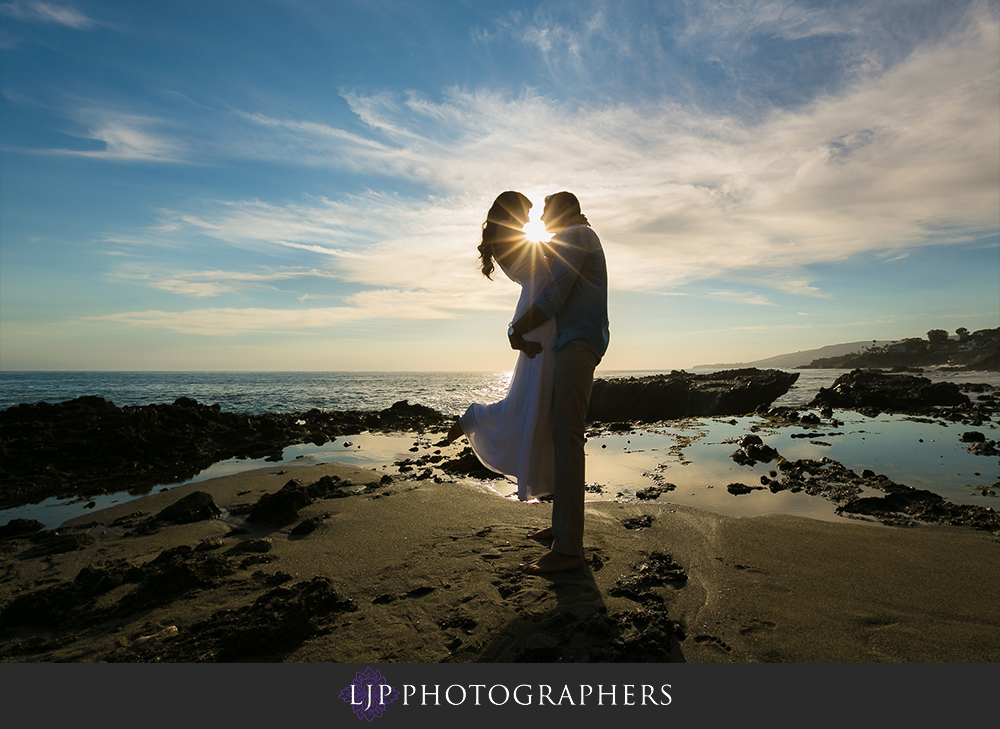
2, 367, 997, 531
4, 367, 997, 416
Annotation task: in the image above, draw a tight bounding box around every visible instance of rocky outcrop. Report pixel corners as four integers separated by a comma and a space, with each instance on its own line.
246, 479, 313, 526
0, 396, 446, 508
586, 369, 799, 423
155, 491, 221, 524
807, 369, 969, 415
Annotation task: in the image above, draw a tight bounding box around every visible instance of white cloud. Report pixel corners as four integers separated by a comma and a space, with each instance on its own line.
1, 1, 94, 29
107, 265, 342, 298
706, 290, 778, 307
215, 7, 997, 299
86, 295, 460, 336
68, 2, 998, 338
47, 110, 185, 162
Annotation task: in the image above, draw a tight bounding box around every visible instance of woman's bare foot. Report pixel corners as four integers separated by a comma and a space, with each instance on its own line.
527, 527, 553, 541
519, 550, 585, 574
446, 419, 464, 443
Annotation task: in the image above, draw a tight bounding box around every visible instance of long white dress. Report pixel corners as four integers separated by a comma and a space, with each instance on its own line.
459, 245, 557, 501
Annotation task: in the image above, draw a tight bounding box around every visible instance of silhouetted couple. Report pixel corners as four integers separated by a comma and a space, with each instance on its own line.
449, 191, 609, 574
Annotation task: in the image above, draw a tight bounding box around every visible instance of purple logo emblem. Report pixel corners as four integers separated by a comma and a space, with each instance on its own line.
340, 667, 400, 721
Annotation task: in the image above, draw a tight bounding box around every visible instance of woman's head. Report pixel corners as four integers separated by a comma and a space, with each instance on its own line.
478, 191, 532, 279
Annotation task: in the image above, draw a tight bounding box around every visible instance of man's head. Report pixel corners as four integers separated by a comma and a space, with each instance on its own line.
541, 191, 582, 233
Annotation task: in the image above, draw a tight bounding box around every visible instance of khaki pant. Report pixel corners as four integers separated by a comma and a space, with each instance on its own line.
550, 338, 602, 557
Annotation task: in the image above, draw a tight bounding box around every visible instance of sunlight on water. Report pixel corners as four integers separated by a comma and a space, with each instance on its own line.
1, 369, 997, 529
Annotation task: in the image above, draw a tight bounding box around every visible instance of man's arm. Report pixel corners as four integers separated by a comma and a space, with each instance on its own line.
507, 227, 595, 357
534, 227, 594, 318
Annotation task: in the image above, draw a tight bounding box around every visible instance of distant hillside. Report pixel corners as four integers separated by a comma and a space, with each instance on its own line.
799, 328, 1000, 370
695, 327, 1000, 371
694, 341, 892, 370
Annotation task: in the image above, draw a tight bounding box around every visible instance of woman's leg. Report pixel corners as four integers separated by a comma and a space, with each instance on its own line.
447, 418, 465, 443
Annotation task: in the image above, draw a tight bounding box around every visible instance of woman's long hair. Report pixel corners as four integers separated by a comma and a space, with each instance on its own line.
478, 191, 531, 279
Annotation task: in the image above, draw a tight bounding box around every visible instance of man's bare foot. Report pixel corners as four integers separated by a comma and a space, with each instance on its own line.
527, 527, 553, 541
519, 550, 585, 574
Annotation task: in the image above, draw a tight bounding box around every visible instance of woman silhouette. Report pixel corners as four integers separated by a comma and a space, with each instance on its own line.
447, 191, 556, 501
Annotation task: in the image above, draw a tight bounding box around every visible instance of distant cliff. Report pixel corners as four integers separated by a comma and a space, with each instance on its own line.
695, 341, 893, 370
799, 328, 1000, 371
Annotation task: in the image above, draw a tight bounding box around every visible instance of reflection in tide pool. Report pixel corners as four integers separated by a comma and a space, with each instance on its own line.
2, 432, 425, 531
4, 412, 997, 531
575, 413, 997, 524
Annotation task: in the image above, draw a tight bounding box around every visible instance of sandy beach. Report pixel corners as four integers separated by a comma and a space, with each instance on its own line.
2, 457, 997, 663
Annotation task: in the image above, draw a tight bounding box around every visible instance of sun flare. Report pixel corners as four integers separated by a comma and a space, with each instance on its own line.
522, 218, 551, 242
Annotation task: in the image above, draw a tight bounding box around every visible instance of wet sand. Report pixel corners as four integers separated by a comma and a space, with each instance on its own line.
2, 460, 998, 663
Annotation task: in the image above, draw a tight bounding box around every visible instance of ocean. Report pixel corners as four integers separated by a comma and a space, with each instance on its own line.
1, 368, 998, 530
0, 368, 880, 415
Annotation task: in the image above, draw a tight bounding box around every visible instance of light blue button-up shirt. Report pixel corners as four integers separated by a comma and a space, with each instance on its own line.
534, 224, 610, 357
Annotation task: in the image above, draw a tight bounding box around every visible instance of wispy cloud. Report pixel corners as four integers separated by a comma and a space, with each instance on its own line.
204, 6, 997, 302
1, 1, 94, 29
86, 293, 462, 336
705, 290, 779, 307
45, 109, 186, 162
32, 1, 1000, 340
107, 266, 342, 298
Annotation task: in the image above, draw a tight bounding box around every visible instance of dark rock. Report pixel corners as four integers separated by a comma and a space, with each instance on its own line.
635, 485, 673, 500
247, 479, 312, 525
227, 538, 273, 555
306, 474, 354, 500
0, 558, 142, 628
119, 546, 236, 614
622, 515, 653, 530
437, 447, 496, 478
726, 482, 757, 495
290, 515, 327, 536
0, 396, 449, 508
966, 440, 1000, 456
0, 518, 44, 540
132, 576, 357, 662
808, 369, 970, 414
760, 457, 1000, 531
610, 551, 687, 602
960, 431, 986, 443
19, 531, 96, 558
155, 491, 221, 524
730, 434, 781, 466
1, 546, 236, 631
587, 368, 799, 423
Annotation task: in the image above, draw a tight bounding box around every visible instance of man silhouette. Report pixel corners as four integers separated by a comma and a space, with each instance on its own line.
507, 191, 610, 573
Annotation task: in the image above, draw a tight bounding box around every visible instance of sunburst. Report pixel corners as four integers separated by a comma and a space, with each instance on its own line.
522, 217, 552, 242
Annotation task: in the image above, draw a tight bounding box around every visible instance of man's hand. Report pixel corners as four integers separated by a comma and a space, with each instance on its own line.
509, 333, 544, 358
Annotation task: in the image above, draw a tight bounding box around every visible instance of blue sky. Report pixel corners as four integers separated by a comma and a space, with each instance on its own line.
1, 0, 998, 371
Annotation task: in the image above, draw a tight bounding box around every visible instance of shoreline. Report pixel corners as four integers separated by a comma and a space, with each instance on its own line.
2, 401, 998, 535
2, 460, 998, 662
2, 368, 998, 662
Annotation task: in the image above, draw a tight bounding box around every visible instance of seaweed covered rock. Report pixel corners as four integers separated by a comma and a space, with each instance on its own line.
587, 369, 799, 423
808, 369, 969, 415
0, 396, 448, 507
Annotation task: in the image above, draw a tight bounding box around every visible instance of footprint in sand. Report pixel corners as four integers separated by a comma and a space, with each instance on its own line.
693, 634, 733, 652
